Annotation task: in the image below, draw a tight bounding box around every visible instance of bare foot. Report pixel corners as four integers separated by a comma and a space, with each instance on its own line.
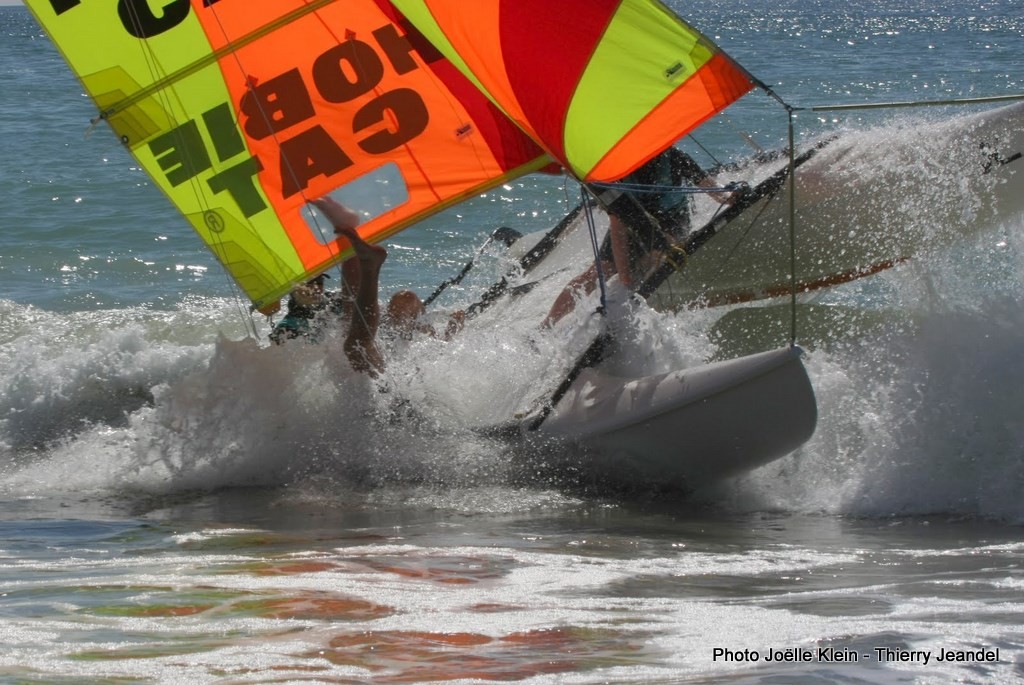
335, 224, 387, 269
310, 197, 360, 231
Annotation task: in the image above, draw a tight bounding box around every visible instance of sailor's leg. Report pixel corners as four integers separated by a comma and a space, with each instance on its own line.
311, 196, 361, 231
336, 225, 386, 375
339, 254, 360, 317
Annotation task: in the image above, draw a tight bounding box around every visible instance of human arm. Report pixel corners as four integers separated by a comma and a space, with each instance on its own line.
607, 214, 633, 287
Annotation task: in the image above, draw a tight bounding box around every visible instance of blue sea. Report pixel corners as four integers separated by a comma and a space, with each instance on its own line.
2, 1, 1024, 682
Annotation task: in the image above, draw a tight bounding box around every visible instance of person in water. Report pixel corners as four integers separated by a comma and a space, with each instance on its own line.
268, 272, 345, 345
279, 197, 464, 376
542, 146, 740, 327
269, 198, 389, 348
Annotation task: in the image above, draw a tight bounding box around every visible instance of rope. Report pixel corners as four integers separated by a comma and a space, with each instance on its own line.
203, 2, 383, 357
787, 107, 799, 345
796, 93, 1024, 112
201, 3, 406, 401
709, 177, 775, 269
687, 135, 723, 167
581, 186, 609, 314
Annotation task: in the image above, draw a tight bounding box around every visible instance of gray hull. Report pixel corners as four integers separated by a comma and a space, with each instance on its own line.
527, 346, 817, 492
507, 102, 1024, 313
651, 102, 1024, 310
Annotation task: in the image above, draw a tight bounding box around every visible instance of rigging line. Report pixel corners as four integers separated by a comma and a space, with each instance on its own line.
582, 187, 608, 314
121, 7, 256, 335
633, 142, 826, 302
525, 315, 613, 433
203, 1, 371, 351
715, 116, 766, 156
233, 7, 402, 396
121, 2, 259, 339
687, 135, 723, 168
661, 199, 727, 275
521, 195, 614, 434
797, 93, 1024, 112
723, 53, 793, 112
787, 109, 799, 345
709, 178, 778, 268
753, 77, 793, 112
296, 12, 414, 397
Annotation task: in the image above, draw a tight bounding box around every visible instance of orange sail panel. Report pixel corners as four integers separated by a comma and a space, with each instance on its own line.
390, 0, 754, 182
24, 0, 550, 312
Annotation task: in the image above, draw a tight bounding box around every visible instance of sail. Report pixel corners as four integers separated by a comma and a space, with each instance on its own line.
25, 0, 551, 312
390, 0, 755, 182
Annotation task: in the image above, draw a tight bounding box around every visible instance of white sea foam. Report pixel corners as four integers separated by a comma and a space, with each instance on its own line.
708, 218, 1024, 521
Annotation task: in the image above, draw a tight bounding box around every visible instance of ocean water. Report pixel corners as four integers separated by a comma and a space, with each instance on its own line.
1, 1, 1024, 683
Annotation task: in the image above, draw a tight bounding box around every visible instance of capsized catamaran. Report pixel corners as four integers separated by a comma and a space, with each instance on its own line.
26, 0, 819, 492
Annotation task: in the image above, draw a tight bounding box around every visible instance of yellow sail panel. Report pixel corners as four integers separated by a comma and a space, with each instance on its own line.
24, 1, 304, 308
391, 0, 754, 182
26, 0, 550, 311
566, 1, 751, 180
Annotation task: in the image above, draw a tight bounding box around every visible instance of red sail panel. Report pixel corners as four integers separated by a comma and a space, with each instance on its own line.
495, 0, 623, 169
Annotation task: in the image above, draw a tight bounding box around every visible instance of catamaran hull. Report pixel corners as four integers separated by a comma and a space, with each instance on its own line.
522, 346, 816, 492
648, 101, 1024, 310
508, 103, 1023, 313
